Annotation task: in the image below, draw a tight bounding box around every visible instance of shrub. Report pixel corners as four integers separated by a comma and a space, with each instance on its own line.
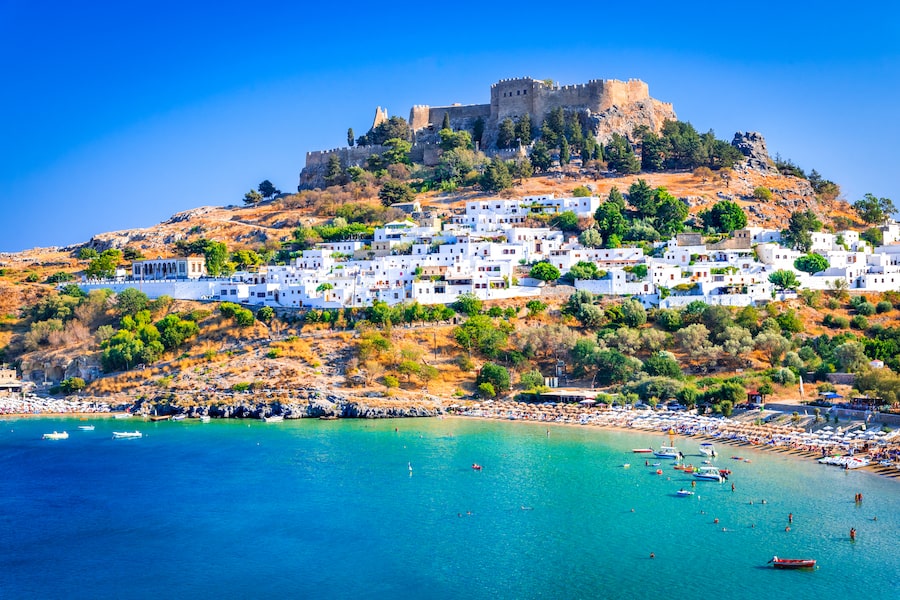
234, 308, 255, 327
851, 315, 869, 330
60, 377, 86, 393
383, 375, 399, 389
855, 301, 876, 316
476, 362, 511, 393
231, 382, 251, 392
478, 382, 496, 398
752, 186, 772, 201
875, 301, 893, 314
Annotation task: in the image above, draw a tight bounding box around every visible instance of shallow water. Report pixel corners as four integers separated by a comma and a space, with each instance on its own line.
1, 417, 897, 599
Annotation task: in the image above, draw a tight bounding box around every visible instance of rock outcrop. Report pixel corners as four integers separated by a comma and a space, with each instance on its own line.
732, 131, 775, 173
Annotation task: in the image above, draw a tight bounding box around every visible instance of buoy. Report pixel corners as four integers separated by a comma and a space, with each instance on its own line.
656, 469, 663, 475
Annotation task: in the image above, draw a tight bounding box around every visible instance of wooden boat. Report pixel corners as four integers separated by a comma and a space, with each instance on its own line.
112, 431, 142, 439
771, 557, 816, 570
42, 431, 68, 440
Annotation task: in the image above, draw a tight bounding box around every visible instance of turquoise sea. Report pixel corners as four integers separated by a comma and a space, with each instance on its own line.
1, 416, 897, 599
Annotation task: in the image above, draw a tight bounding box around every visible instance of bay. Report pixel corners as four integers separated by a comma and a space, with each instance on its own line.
1, 416, 897, 599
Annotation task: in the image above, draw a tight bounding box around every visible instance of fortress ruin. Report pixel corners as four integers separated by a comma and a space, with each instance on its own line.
300, 76, 676, 189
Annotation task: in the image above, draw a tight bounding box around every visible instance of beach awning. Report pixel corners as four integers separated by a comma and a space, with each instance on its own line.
579, 399, 596, 405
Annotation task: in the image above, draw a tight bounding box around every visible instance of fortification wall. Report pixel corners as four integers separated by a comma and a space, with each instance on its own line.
410, 104, 490, 132
490, 77, 541, 121
304, 145, 387, 169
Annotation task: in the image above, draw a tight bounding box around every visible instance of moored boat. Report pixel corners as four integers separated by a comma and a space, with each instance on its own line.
113, 413, 133, 419
770, 556, 816, 570
199, 415, 211, 423
149, 415, 170, 422
693, 465, 725, 482
699, 442, 717, 457
42, 431, 68, 440
262, 415, 284, 423
676, 489, 694, 497
632, 448, 654, 453
654, 445, 680, 459
172, 415, 186, 421
77, 425, 95, 431
112, 431, 142, 439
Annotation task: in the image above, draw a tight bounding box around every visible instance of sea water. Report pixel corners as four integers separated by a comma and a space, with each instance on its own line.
1, 417, 897, 600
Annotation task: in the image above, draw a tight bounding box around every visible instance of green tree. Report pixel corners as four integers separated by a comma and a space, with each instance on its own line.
452, 292, 483, 316
243, 189, 263, 205
480, 158, 513, 192
497, 118, 517, 149
256, 306, 275, 324
853, 193, 896, 225
85, 249, 122, 278
441, 112, 451, 131
382, 138, 412, 165
643, 352, 682, 379
378, 180, 415, 206
258, 180, 278, 200
116, 288, 150, 316
347, 127, 354, 147
324, 154, 344, 186
782, 210, 822, 252
653, 189, 688, 238
701, 200, 748, 233
439, 129, 472, 152
605, 133, 640, 174
578, 228, 603, 248
794, 253, 829, 274
529, 262, 561, 282
628, 179, 656, 217
473, 117, 485, 145
516, 114, 532, 144
569, 261, 603, 280
204, 241, 229, 277
60, 377, 86, 393
594, 202, 627, 242
620, 298, 647, 327
768, 270, 800, 291
530, 140, 553, 173
477, 362, 510, 393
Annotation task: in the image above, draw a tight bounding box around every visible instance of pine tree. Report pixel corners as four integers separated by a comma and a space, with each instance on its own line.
347, 128, 354, 147
441, 112, 451, 131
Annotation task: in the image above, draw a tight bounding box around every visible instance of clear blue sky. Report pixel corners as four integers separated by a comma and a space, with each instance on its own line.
2, 1, 898, 252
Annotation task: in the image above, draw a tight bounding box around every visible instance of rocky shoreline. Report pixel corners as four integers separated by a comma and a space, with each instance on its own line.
1, 391, 445, 420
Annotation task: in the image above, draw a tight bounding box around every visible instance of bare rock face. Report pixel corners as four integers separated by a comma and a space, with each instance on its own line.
732, 131, 775, 173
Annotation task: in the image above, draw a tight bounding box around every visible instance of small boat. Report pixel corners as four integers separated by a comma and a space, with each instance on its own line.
632, 448, 654, 454
654, 445, 680, 459
112, 431, 142, 439
172, 415, 186, 421
699, 443, 717, 457
623, 463, 631, 468
676, 489, 695, 497
770, 556, 816, 570
262, 415, 284, 423
42, 431, 68, 440
77, 425, 95, 431
694, 465, 725, 482
113, 413, 133, 419
199, 415, 211, 423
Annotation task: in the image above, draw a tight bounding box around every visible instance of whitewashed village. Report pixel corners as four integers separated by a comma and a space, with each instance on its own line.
77, 192, 900, 309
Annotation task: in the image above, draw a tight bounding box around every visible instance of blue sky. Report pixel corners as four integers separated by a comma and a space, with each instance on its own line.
1, 1, 898, 252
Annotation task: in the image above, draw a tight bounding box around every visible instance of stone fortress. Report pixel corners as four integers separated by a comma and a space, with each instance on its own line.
299, 76, 677, 189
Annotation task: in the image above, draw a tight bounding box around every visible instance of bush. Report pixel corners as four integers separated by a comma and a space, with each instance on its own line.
876, 301, 893, 314
519, 370, 544, 390
572, 185, 592, 197
231, 382, 251, 392
234, 308, 255, 327
850, 315, 869, 330
60, 377, 86, 393
383, 375, 399, 389
855, 301, 876, 316
476, 362, 511, 393
752, 186, 772, 201
478, 382, 496, 398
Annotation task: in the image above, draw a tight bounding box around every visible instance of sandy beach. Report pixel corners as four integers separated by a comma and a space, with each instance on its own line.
449, 400, 900, 480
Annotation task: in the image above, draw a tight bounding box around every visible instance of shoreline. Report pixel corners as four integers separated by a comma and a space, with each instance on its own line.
447, 401, 900, 482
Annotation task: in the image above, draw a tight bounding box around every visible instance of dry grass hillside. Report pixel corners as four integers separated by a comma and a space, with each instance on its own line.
0, 168, 884, 404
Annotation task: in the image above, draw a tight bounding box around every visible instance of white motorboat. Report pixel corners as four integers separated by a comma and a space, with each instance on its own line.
262, 415, 284, 423
676, 489, 695, 497
113, 413, 133, 419
199, 415, 211, 423
693, 465, 725, 482
112, 431, 142, 439
77, 425, 95, 431
699, 443, 717, 457
654, 445, 680, 459
172, 415, 186, 421
42, 431, 68, 440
